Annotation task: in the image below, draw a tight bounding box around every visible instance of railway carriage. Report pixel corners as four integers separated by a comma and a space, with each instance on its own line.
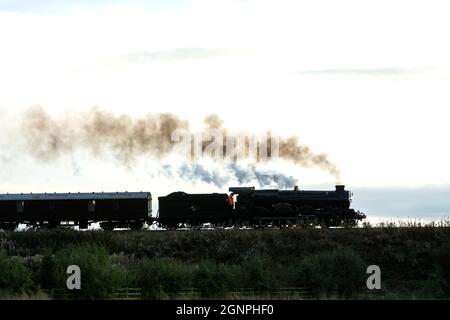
0, 192, 152, 231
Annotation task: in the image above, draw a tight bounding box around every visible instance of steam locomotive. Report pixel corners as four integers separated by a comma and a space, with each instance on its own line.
158, 185, 365, 229
0, 185, 365, 231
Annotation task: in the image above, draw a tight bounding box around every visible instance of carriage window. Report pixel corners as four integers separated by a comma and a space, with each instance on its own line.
16, 201, 24, 213
88, 200, 96, 212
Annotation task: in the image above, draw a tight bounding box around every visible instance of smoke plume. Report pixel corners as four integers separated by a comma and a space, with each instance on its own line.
159, 163, 298, 189
23, 106, 189, 164
21, 106, 341, 183
279, 137, 341, 180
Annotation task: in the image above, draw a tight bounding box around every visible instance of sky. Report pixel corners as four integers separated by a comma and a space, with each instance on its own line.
1, 0, 450, 219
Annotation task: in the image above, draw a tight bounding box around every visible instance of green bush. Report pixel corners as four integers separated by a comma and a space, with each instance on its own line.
297, 247, 366, 297
0, 251, 33, 294
434, 244, 450, 296
240, 257, 273, 290
52, 245, 127, 299
35, 254, 59, 289
132, 258, 193, 299
194, 261, 239, 296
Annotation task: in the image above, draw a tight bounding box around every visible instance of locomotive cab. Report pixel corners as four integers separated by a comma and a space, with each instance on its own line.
228, 187, 255, 213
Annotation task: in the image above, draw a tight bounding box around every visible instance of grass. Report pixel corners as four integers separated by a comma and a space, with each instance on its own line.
1, 223, 450, 299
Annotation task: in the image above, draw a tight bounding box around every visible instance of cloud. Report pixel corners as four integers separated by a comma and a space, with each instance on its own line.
295, 66, 447, 80
121, 48, 249, 64
0, 0, 171, 14
353, 185, 450, 218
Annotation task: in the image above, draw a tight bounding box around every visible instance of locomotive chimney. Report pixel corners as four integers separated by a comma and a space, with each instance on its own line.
294, 186, 299, 191
335, 185, 345, 192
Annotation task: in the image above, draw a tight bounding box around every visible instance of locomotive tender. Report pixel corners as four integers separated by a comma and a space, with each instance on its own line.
0, 185, 365, 231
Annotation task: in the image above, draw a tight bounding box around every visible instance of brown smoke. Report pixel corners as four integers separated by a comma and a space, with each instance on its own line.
80, 107, 189, 163
201, 114, 341, 180
279, 137, 341, 180
23, 106, 189, 164
203, 114, 223, 129
23, 107, 74, 160
21, 107, 341, 181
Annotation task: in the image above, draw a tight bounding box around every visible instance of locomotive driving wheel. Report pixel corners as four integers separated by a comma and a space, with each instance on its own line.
299, 205, 316, 216
48, 220, 61, 229
273, 203, 295, 217
0, 222, 18, 231
100, 222, 115, 231
129, 221, 144, 231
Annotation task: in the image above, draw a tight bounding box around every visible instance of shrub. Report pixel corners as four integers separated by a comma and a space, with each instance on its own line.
52, 245, 127, 299
194, 261, 238, 296
297, 247, 366, 297
35, 254, 59, 289
239, 257, 273, 290
0, 251, 33, 294
132, 258, 193, 299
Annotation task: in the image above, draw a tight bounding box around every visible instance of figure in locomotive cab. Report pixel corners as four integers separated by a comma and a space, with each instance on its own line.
228, 192, 235, 208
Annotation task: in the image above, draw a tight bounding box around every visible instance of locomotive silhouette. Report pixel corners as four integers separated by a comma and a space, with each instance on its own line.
0, 185, 365, 231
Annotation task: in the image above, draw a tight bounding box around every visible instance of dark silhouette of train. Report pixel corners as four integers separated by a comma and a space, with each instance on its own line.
0, 185, 365, 231
158, 185, 365, 229
0, 192, 151, 231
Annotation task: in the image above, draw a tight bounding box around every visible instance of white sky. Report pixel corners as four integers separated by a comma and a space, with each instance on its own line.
1, 0, 450, 216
